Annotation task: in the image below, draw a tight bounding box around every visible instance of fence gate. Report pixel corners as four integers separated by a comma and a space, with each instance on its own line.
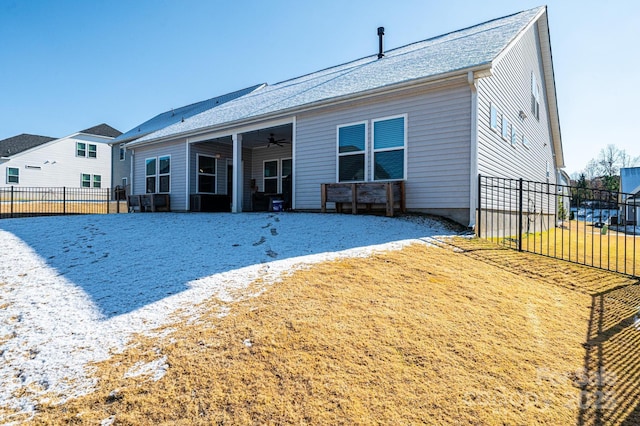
477, 175, 639, 278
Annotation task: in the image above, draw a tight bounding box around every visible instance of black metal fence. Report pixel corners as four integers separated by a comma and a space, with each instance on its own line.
0, 186, 124, 219
477, 175, 639, 278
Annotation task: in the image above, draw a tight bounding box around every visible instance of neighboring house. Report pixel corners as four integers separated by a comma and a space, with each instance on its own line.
620, 167, 640, 225
125, 6, 563, 227
110, 85, 264, 198
0, 124, 121, 189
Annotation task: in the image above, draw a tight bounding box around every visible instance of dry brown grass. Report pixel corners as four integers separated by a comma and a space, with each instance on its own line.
0, 201, 126, 215
496, 220, 640, 277
23, 239, 640, 425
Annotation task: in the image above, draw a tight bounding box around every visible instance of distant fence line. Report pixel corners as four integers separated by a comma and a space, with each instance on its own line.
477, 175, 639, 278
0, 186, 127, 219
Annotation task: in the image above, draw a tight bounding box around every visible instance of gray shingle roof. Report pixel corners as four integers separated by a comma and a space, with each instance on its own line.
113, 84, 264, 144
0, 134, 56, 157
132, 6, 544, 146
80, 123, 122, 138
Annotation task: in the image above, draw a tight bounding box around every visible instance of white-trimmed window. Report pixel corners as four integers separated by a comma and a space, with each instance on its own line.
510, 125, 517, 147
76, 142, 97, 158
372, 115, 406, 180
522, 135, 530, 149
76, 142, 86, 157
158, 156, 170, 193
490, 103, 499, 131
6, 167, 19, 184
531, 72, 540, 120
81, 173, 91, 188
81, 173, 101, 188
146, 156, 171, 193
119, 144, 126, 161
501, 115, 509, 140
263, 159, 279, 193
337, 121, 367, 182
145, 158, 156, 193
197, 154, 217, 193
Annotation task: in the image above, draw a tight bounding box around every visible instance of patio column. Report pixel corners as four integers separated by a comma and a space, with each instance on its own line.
231, 133, 243, 212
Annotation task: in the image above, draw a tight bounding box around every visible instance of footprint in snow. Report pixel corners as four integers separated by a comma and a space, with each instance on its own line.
270, 228, 278, 236
253, 236, 266, 246
266, 249, 278, 258
261, 223, 271, 229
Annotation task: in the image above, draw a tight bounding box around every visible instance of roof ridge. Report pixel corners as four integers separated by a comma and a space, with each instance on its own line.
270, 6, 543, 88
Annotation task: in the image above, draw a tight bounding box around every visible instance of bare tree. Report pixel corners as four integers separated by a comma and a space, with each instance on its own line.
598, 144, 620, 177
619, 149, 640, 169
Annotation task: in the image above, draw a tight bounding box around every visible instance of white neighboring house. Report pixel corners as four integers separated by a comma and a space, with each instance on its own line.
0, 124, 121, 189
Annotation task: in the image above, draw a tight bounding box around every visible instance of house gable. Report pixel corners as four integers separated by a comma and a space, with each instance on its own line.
476, 8, 559, 184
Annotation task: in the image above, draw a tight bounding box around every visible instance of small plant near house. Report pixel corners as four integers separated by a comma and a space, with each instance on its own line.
558, 195, 568, 221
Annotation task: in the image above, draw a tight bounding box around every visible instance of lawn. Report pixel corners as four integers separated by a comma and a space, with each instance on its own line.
1, 214, 639, 425
497, 220, 640, 277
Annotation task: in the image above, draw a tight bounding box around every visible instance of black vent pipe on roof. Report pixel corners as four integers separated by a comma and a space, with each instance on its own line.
377, 27, 385, 59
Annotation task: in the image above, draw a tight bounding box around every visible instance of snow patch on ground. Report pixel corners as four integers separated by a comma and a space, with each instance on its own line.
0, 212, 456, 419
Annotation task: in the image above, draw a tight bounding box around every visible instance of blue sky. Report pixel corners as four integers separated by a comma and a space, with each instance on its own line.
0, 0, 638, 174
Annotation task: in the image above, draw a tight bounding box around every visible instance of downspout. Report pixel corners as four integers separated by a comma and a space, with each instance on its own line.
468, 71, 479, 229
291, 116, 297, 210
185, 141, 190, 211
130, 149, 135, 194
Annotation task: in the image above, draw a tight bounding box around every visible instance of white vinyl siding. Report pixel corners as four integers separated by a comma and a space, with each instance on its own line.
134, 141, 186, 207
1, 136, 112, 188
476, 22, 556, 185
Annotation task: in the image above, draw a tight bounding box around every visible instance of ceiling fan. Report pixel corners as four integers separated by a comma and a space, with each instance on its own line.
266, 133, 289, 147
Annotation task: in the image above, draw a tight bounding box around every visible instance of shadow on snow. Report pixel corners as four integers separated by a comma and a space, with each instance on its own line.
0, 212, 447, 318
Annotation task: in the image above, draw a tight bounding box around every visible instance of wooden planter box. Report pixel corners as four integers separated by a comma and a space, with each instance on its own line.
321, 181, 405, 217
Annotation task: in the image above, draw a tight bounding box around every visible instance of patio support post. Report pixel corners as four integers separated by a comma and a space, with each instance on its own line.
231, 133, 243, 213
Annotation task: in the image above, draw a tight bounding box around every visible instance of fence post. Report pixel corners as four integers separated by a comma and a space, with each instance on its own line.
106, 188, 110, 214
518, 178, 523, 252
63, 187, 66, 215
477, 174, 482, 238
10, 186, 14, 219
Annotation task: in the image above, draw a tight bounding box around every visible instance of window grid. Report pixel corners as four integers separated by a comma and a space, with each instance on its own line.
372, 115, 406, 181
6, 167, 19, 184
197, 154, 217, 194
337, 121, 367, 183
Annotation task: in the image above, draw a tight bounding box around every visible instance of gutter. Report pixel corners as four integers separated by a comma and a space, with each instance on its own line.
128, 63, 493, 149
467, 71, 479, 229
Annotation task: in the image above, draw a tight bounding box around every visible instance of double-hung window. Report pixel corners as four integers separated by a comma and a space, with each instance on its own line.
337, 122, 366, 182
81, 173, 101, 188
158, 156, 170, 193
501, 115, 510, 140
76, 142, 97, 158
145, 158, 156, 193
76, 142, 86, 157
146, 156, 171, 193
372, 115, 406, 180
81, 173, 91, 188
531, 72, 540, 120
490, 104, 499, 131
263, 160, 279, 193
6, 167, 19, 184
197, 154, 217, 193
119, 144, 126, 161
